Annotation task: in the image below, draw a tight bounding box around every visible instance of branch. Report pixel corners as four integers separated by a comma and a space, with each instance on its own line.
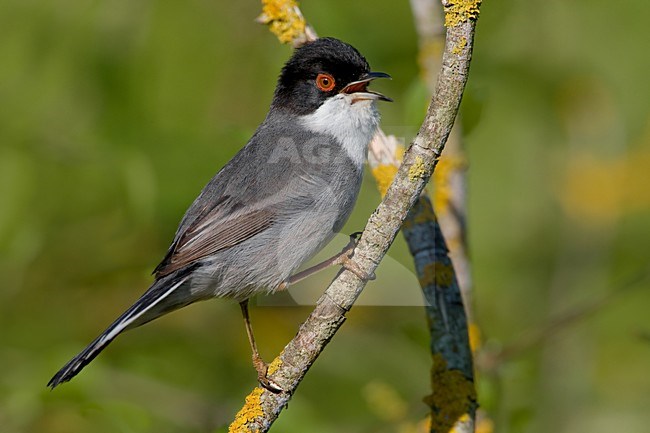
368, 134, 476, 433
256, 0, 316, 47
403, 198, 476, 432
229, 1, 481, 431
408, 2, 480, 431
411, 0, 474, 322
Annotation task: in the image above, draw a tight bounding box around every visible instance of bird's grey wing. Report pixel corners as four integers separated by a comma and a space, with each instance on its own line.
154, 197, 275, 277
154, 114, 333, 278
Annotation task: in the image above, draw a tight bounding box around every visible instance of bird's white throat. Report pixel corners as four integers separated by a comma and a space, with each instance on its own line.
299, 94, 380, 168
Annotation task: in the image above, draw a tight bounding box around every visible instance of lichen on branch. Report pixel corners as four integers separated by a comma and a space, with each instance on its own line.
443, 0, 482, 28
424, 354, 477, 433
257, 0, 314, 46
229, 388, 265, 433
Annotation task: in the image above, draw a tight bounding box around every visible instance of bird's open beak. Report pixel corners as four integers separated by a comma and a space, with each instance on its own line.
341, 71, 393, 102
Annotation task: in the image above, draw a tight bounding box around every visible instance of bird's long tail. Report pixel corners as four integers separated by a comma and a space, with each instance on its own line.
47, 275, 189, 389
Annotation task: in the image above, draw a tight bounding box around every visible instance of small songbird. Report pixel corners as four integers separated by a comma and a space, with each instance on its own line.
48, 37, 391, 391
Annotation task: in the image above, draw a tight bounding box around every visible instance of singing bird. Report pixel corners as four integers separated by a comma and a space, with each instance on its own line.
48, 37, 391, 391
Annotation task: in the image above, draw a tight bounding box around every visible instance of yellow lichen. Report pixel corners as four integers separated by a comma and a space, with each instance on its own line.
258, 0, 306, 44
468, 323, 481, 353
371, 164, 399, 197
433, 155, 467, 214
424, 354, 476, 433
444, 0, 482, 28
408, 156, 427, 181
445, 236, 463, 253
266, 357, 283, 376
228, 387, 264, 433
402, 197, 437, 230
394, 145, 405, 163
476, 416, 495, 433
418, 262, 455, 288
450, 414, 473, 433
451, 36, 468, 55
422, 416, 433, 433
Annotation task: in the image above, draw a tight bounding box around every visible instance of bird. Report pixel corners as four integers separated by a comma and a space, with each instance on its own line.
48, 37, 391, 391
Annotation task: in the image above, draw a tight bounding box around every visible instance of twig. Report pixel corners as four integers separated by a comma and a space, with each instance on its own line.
256, 0, 316, 47
411, 0, 474, 322
228, 1, 481, 431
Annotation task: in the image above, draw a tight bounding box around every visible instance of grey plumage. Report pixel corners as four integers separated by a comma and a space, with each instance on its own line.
159, 109, 367, 300
48, 37, 388, 389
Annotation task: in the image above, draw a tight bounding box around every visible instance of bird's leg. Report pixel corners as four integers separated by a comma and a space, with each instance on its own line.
276, 232, 375, 291
239, 299, 282, 393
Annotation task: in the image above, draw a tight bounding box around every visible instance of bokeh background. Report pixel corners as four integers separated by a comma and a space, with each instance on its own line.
1, 1, 649, 432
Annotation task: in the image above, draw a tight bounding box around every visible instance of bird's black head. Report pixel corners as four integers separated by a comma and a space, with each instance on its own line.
271, 37, 391, 116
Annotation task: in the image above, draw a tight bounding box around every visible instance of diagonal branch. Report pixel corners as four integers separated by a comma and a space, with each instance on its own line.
228, 1, 481, 431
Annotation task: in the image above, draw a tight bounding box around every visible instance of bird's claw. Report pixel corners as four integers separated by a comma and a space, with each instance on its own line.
343, 259, 376, 281
254, 358, 283, 393
258, 373, 283, 394
335, 234, 376, 281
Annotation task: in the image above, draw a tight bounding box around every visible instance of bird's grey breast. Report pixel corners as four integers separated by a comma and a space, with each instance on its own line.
252, 111, 364, 231
242, 113, 364, 290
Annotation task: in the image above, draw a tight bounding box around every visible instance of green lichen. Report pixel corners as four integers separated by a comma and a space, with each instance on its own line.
402, 196, 436, 230
419, 262, 454, 288
424, 354, 476, 433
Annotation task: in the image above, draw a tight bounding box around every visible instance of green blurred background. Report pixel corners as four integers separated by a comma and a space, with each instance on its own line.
1, 1, 649, 432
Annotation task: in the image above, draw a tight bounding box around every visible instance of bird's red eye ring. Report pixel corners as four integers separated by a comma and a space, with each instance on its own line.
316, 73, 336, 92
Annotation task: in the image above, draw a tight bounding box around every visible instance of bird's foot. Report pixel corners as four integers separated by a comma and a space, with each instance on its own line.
253, 356, 283, 393
335, 232, 376, 281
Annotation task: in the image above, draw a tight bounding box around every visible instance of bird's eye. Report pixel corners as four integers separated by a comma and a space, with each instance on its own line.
316, 73, 336, 92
